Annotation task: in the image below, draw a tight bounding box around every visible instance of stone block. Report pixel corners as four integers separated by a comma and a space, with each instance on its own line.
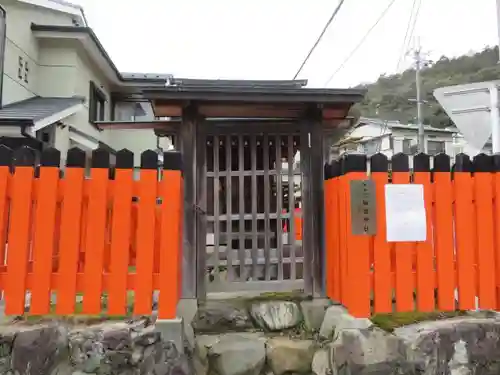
249, 301, 302, 331
266, 337, 316, 375
319, 305, 372, 339
12, 325, 68, 375
330, 327, 411, 374
311, 347, 330, 375
192, 301, 253, 333
207, 334, 266, 375
395, 317, 500, 374
300, 299, 331, 332
155, 318, 185, 354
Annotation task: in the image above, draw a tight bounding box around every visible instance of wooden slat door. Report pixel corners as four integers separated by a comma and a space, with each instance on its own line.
199, 123, 309, 294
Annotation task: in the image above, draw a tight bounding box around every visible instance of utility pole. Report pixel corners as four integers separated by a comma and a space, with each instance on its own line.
414, 47, 425, 153
407, 39, 428, 153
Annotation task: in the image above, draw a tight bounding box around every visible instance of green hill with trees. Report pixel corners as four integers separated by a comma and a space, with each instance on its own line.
353, 46, 500, 128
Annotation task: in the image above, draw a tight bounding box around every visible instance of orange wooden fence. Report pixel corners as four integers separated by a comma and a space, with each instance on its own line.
0, 145, 183, 318
324, 152, 500, 318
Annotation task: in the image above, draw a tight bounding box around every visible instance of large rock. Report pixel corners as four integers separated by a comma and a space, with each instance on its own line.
300, 299, 331, 332
154, 340, 192, 375
249, 301, 302, 331
195, 333, 266, 375
395, 317, 500, 375
193, 334, 223, 375
11, 325, 68, 375
319, 305, 372, 340
0, 328, 16, 374
192, 301, 253, 333
207, 334, 266, 375
266, 337, 316, 375
311, 347, 330, 375
330, 326, 411, 374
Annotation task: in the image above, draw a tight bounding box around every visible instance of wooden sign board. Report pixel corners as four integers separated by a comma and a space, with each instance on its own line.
350, 179, 377, 235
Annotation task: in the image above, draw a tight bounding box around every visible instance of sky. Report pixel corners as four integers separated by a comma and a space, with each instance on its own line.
70, 0, 499, 88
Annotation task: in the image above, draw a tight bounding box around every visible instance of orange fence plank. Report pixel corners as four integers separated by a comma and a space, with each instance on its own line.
5, 166, 34, 315
337, 175, 348, 306
323, 178, 332, 299
324, 177, 336, 300
30, 165, 59, 314
391, 170, 414, 313
371, 171, 392, 314
158, 170, 182, 319
0, 166, 10, 267
2, 271, 161, 294
454, 167, 476, 310
345, 168, 371, 318
55, 166, 84, 315
107, 167, 133, 316
413, 170, 435, 312
178, 179, 184, 300
495, 171, 500, 309
130, 203, 138, 267
474, 169, 497, 309
134, 168, 157, 315
433, 168, 457, 311
154, 207, 161, 274
0, 148, 187, 317
330, 177, 341, 301
82, 167, 109, 314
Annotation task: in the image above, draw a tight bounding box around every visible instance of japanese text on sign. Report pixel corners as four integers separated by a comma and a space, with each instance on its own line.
350, 180, 377, 235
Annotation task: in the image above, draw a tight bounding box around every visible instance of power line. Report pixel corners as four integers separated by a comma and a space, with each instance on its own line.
323, 0, 397, 87
292, 0, 346, 80
405, 0, 422, 56
396, 0, 418, 71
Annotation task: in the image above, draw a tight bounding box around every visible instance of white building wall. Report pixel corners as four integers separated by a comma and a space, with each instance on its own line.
1, 1, 164, 162
380, 137, 391, 151
1, 0, 76, 105
37, 40, 77, 97
108, 129, 171, 167
349, 123, 391, 139
343, 123, 460, 169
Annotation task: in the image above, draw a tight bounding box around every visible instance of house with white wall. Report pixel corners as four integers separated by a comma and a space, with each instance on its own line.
337, 118, 467, 166
337, 117, 494, 168
0, 0, 174, 169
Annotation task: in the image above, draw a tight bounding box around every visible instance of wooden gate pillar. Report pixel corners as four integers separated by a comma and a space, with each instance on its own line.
301, 106, 325, 296
179, 105, 200, 299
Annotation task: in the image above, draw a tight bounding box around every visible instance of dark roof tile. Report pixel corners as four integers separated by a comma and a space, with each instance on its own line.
0, 96, 84, 124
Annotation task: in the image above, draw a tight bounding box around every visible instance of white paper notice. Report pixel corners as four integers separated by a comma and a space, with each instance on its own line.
385, 184, 427, 242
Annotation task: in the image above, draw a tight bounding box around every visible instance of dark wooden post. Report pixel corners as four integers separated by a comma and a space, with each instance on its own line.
195, 114, 208, 300
179, 105, 199, 299
300, 106, 324, 296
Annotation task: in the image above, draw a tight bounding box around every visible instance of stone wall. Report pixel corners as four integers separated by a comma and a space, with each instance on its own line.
0, 319, 189, 375
4, 298, 500, 375
188, 299, 500, 375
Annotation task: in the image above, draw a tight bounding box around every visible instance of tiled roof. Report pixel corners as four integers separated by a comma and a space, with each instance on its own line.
0, 96, 84, 124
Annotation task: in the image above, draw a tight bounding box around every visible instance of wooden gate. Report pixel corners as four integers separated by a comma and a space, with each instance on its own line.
199, 123, 307, 293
